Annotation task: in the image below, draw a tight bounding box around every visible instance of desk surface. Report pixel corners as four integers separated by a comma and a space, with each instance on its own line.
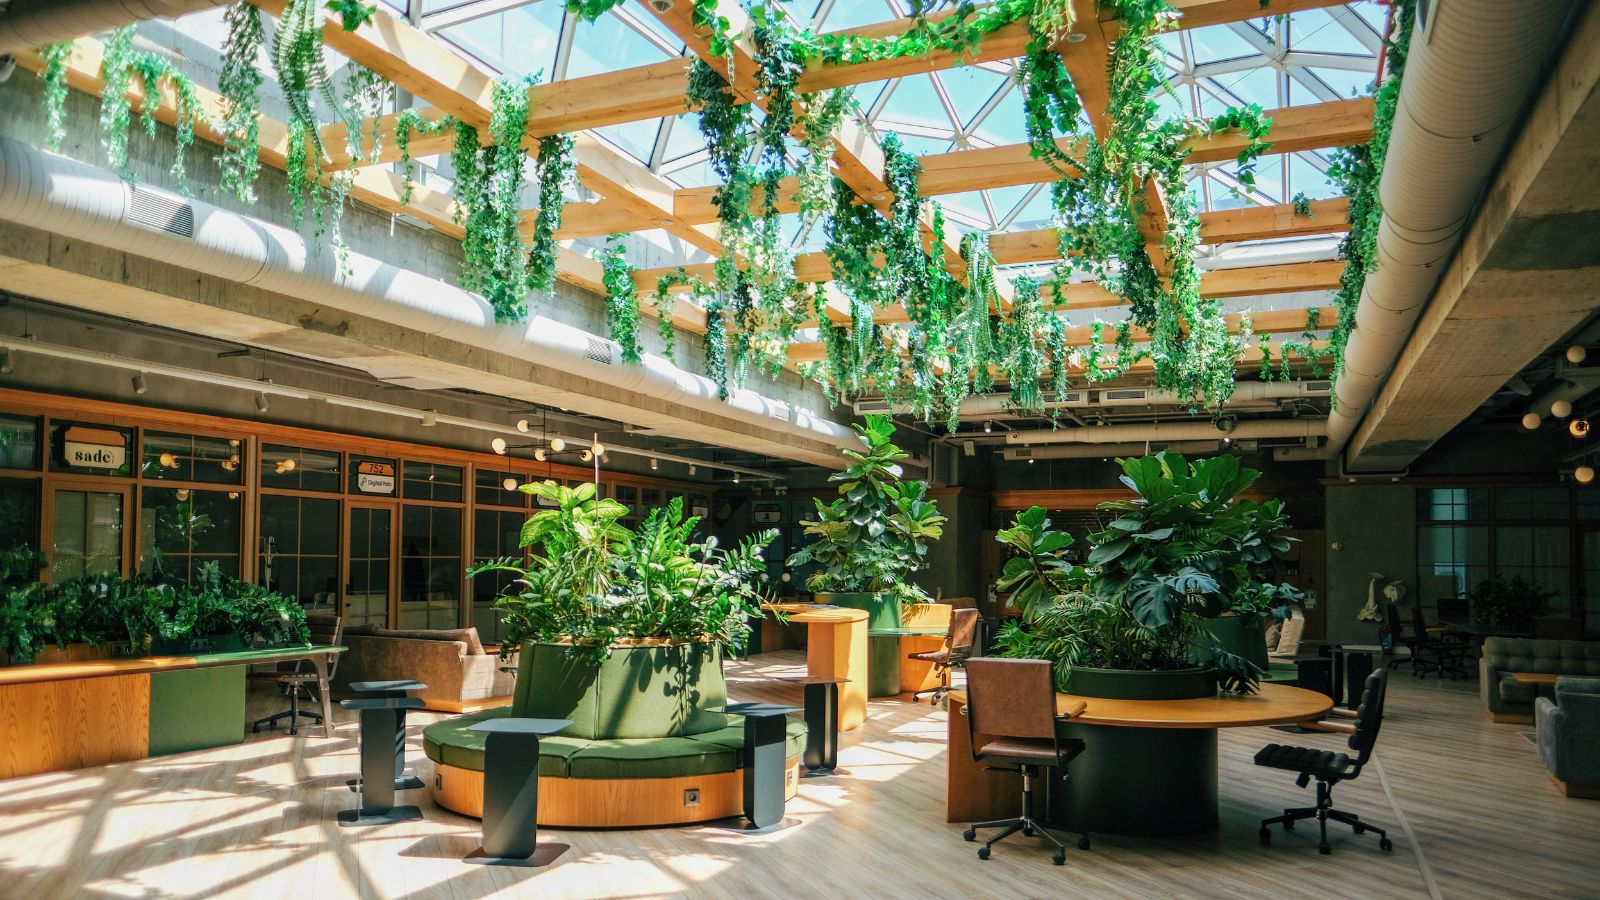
764, 602, 869, 625
950, 682, 1331, 729
0, 644, 346, 687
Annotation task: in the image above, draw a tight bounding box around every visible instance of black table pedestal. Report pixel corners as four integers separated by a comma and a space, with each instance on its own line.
464, 717, 572, 867
346, 680, 428, 793
726, 702, 798, 831
778, 676, 847, 777
337, 697, 425, 827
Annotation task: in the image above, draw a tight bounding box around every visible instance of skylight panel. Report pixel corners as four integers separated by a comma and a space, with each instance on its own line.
434, 1, 564, 80
1288, 153, 1338, 200
816, 0, 904, 31
967, 85, 1029, 147
876, 75, 956, 135
593, 119, 660, 166
888, 133, 954, 155
566, 9, 675, 79
939, 190, 993, 230
1288, 8, 1365, 55
660, 113, 708, 164
1197, 66, 1278, 115
1185, 25, 1262, 65
1306, 66, 1376, 99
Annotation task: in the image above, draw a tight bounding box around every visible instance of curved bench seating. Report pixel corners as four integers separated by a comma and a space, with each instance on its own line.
422, 641, 807, 827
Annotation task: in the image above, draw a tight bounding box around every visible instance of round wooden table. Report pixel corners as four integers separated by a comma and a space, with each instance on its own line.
947, 683, 1332, 837
763, 603, 869, 731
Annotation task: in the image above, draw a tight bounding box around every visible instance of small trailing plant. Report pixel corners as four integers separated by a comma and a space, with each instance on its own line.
599, 234, 641, 363
39, 40, 75, 152
787, 415, 945, 602
218, 3, 266, 203
529, 133, 576, 293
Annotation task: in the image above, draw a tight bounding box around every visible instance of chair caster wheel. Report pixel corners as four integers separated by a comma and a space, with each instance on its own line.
1078, 836, 1091, 851
1318, 842, 1331, 855
1282, 819, 1294, 831
1022, 826, 1034, 837
1380, 838, 1393, 851
977, 847, 990, 860
962, 829, 976, 842
1052, 851, 1065, 866
1259, 828, 1271, 845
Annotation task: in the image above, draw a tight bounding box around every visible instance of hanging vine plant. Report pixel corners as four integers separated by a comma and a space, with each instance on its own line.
217, 3, 265, 203
529, 133, 575, 294
393, 108, 454, 206
455, 75, 537, 322
600, 234, 642, 363
652, 268, 714, 366
39, 40, 75, 152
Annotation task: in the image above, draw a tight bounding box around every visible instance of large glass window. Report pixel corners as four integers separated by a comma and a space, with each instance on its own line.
261, 444, 342, 493
403, 461, 463, 502
0, 414, 41, 470
1497, 487, 1571, 521
1416, 525, 1489, 606
0, 476, 39, 551
1416, 487, 1489, 522
51, 488, 123, 580
139, 487, 242, 584
472, 507, 525, 643
475, 468, 529, 507
400, 505, 461, 629
346, 506, 393, 629
1495, 525, 1572, 613
259, 494, 341, 611
141, 431, 243, 484
50, 421, 133, 477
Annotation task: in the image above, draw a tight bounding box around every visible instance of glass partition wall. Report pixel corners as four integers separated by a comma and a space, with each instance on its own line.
0, 394, 711, 640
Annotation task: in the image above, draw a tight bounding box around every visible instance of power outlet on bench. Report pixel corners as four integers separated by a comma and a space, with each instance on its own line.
684, 788, 700, 807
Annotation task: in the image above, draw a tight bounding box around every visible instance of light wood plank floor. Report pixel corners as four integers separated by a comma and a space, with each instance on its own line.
0, 652, 1594, 899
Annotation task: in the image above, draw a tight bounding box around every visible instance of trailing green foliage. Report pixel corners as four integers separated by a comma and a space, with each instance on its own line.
994, 453, 1302, 693
1328, 0, 1416, 399
456, 75, 537, 321
93, 26, 208, 191
39, 40, 75, 152
325, 0, 378, 31
600, 234, 641, 363
652, 269, 713, 365
787, 416, 945, 602
470, 482, 776, 663
218, 3, 265, 203
529, 133, 575, 293
393, 108, 453, 205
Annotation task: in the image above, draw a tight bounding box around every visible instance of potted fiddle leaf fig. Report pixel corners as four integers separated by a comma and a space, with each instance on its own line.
995, 452, 1301, 698
786, 414, 945, 630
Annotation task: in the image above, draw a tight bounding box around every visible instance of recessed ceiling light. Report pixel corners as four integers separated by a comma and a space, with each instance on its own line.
1065, 32, 1087, 43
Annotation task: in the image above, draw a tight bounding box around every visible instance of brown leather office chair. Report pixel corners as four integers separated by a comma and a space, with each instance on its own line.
961, 657, 1089, 866
252, 614, 342, 735
910, 608, 979, 705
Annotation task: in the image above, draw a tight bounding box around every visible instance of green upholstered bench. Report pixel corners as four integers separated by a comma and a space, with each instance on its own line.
423, 706, 806, 780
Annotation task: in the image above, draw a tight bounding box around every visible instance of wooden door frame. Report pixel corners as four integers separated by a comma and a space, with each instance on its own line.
343, 500, 400, 629
42, 477, 134, 582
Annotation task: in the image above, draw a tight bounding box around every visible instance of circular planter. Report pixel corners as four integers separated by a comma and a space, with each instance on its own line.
1063, 665, 1218, 700
1052, 665, 1219, 837
513, 638, 729, 740
815, 591, 901, 631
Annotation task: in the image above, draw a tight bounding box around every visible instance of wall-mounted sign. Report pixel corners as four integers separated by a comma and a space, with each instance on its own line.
355, 460, 396, 495
63, 425, 127, 470
752, 501, 784, 525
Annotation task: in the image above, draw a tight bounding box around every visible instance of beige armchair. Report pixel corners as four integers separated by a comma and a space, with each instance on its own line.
333, 626, 516, 713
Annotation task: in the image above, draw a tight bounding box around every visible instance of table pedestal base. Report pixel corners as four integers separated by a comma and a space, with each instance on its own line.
1049, 725, 1217, 836
867, 636, 902, 697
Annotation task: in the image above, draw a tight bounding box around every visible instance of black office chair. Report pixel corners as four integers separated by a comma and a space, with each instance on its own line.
252, 614, 342, 735
961, 657, 1089, 866
1256, 668, 1393, 855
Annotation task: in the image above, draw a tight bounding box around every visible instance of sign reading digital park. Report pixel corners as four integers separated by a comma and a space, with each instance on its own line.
62, 425, 128, 470
355, 459, 396, 495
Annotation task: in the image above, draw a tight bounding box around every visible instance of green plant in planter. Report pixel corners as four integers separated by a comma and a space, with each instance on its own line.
1470, 575, 1555, 631
995, 452, 1301, 694
470, 482, 776, 664
0, 548, 50, 662
787, 415, 945, 603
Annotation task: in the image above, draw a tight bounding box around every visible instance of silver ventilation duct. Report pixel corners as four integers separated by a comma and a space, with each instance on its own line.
1328, 0, 1576, 464
0, 0, 231, 55
1003, 418, 1327, 446
0, 137, 858, 459
859, 380, 1331, 419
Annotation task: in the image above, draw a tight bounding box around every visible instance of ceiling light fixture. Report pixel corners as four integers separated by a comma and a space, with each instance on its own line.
549, 436, 566, 453
491, 437, 509, 454
650, 457, 659, 470
1568, 345, 1588, 364
1577, 465, 1595, 485
732, 472, 741, 484
502, 476, 519, 491
1571, 418, 1591, 438
1553, 399, 1574, 419
516, 418, 530, 433
1065, 31, 1087, 42
580, 449, 594, 462
535, 448, 548, 462
254, 393, 269, 414
274, 458, 297, 475
132, 374, 148, 395
1522, 412, 1542, 430
421, 409, 437, 427
984, 420, 993, 433
0, 349, 10, 374
688, 464, 697, 476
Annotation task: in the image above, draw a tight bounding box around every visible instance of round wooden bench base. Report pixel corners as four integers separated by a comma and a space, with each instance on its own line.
431, 758, 802, 828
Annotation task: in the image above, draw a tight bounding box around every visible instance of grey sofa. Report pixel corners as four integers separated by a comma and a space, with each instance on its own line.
1480, 637, 1600, 723
1536, 677, 1600, 798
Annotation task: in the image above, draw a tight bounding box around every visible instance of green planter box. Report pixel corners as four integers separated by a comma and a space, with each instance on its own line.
817, 591, 900, 631
514, 640, 729, 740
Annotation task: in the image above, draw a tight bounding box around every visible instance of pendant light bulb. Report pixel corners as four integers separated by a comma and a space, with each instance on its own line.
1552, 399, 1574, 419
515, 418, 530, 433
549, 437, 566, 452
534, 448, 548, 462
984, 420, 992, 434
1577, 465, 1595, 485
1571, 418, 1591, 438
502, 477, 518, 491
580, 449, 593, 462
591, 441, 605, 457
1522, 412, 1542, 431
1568, 345, 1588, 364
491, 437, 508, 455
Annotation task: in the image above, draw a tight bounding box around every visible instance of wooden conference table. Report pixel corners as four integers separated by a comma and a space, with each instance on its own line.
763, 602, 869, 731
0, 644, 346, 779
947, 683, 1332, 836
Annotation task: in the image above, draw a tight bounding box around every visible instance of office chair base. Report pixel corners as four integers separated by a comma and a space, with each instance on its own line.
1259, 784, 1391, 854
963, 816, 1089, 866
251, 708, 324, 735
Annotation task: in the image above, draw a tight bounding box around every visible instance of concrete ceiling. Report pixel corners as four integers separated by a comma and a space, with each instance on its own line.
1346, 5, 1600, 473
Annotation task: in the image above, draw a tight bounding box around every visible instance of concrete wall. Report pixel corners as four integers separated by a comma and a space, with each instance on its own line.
1323, 485, 1415, 646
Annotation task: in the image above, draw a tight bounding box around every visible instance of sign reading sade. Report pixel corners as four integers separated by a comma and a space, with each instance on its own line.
355, 460, 396, 495
62, 425, 127, 470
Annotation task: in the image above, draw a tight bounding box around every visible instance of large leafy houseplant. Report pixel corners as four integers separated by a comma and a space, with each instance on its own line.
1470, 575, 1555, 631
471, 481, 777, 664
996, 453, 1301, 694
787, 415, 945, 604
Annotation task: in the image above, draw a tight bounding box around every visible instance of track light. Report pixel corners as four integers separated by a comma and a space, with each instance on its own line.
580, 449, 594, 462
502, 477, 518, 491
688, 464, 697, 476
984, 420, 993, 434
176, 489, 190, 501
274, 458, 297, 475
491, 437, 508, 454
1572, 418, 1591, 438
732, 472, 740, 484
158, 452, 178, 469
0, 349, 10, 374
650, 457, 659, 470
132, 374, 148, 395
516, 418, 530, 433
421, 409, 437, 427
549, 437, 565, 452
592, 441, 606, 457
255, 393, 269, 413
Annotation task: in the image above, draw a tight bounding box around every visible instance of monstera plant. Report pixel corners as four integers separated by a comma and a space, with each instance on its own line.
787, 415, 945, 627
996, 452, 1302, 695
